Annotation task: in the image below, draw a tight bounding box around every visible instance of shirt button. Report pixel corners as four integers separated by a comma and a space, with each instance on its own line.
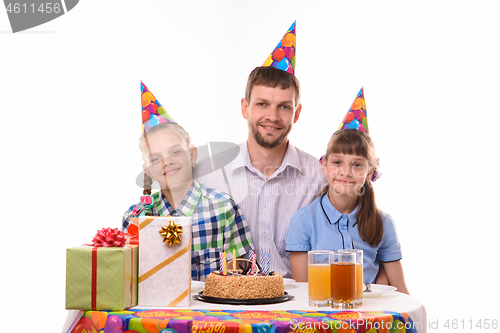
263, 208, 267, 213
263, 233, 267, 238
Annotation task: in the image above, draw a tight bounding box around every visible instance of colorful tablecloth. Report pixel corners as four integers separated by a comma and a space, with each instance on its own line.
68, 308, 419, 333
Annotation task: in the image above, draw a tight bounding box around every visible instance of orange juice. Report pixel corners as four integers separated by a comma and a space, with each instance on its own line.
308, 264, 331, 301
355, 263, 363, 301
331, 262, 356, 304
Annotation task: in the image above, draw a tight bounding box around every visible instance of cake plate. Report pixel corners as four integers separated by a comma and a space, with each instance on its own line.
194, 291, 294, 305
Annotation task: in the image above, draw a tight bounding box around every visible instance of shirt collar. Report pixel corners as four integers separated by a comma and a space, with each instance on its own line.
321, 192, 358, 227
226, 142, 247, 172
158, 181, 202, 217
228, 141, 304, 175
281, 142, 303, 173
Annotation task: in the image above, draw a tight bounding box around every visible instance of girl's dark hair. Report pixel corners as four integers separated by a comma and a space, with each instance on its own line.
321, 129, 383, 246
142, 173, 153, 216
143, 173, 153, 195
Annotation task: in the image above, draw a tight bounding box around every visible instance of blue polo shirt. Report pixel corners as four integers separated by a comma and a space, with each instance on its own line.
285, 193, 402, 283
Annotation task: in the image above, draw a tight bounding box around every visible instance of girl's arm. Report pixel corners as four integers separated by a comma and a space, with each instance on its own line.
289, 252, 308, 282
375, 262, 389, 284
380, 260, 410, 295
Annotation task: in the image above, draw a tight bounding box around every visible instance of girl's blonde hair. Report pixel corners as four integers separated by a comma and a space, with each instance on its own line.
321, 129, 383, 246
138, 122, 193, 195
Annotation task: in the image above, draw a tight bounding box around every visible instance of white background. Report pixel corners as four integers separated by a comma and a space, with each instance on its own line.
1, 0, 500, 331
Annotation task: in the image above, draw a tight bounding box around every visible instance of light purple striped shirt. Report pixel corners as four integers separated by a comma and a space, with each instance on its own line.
194, 141, 326, 278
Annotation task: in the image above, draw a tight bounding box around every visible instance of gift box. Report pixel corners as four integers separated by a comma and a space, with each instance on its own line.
138, 216, 192, 306
66, 244, 138, 310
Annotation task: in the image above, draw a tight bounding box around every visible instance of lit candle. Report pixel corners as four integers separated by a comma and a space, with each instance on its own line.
249, 250, 254, 275
266, 253, 271, 276
251, 252, 256, 275
232, 249, 237, 273
222, 252, 227, 276
260, 249, 265, 276
219, 250, 222, 273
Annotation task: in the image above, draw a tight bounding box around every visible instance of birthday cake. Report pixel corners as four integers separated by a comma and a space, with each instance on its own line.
203, 259, 285, 299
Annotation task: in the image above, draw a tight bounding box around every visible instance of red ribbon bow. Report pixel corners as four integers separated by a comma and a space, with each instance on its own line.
91, 227, 126, 247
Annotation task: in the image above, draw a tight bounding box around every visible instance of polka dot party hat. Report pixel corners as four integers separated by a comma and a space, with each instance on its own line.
263, 21, 296, 75
141, 82, 175, 132
338, 87, 369, 133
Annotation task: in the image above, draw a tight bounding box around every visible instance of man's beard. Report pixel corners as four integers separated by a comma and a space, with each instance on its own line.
249, 121, 292, 149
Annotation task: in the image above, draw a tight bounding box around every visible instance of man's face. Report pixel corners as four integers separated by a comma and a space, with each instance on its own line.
241, 85, 302, 149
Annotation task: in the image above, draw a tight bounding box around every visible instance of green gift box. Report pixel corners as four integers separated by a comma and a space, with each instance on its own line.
65, 245, 138, 310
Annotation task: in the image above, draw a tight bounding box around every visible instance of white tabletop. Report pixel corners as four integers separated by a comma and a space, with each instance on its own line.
147, 281, 426, 332
63, 281, 427, 333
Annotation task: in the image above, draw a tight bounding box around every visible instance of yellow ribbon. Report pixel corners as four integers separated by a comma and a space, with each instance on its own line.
167, 286, 191, 307
138, 237, 191, 283
139, 217, 156, 230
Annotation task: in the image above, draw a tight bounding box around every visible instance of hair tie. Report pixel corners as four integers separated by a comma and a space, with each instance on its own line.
371, 158, 382, 182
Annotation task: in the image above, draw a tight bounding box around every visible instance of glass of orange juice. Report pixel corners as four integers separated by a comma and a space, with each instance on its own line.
339, 250, 363, 305
308, 250, 332, 306
330, 251, 356, 309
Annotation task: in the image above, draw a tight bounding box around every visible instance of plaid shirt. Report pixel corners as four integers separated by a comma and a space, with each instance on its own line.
122, 181, 254, 281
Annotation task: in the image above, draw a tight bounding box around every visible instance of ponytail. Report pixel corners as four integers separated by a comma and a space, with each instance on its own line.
356, 181, 383, 246
143, 172, 153, 195
142, 173, 153, 216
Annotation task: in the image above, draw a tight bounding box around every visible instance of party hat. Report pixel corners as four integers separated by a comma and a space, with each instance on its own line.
263, 21, 296, 75
141, 81, 175, 132
337, 87, 368, 133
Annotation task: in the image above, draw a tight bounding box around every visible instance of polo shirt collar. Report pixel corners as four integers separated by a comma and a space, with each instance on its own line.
321, 192, 358, 227
158, 181, 202, 217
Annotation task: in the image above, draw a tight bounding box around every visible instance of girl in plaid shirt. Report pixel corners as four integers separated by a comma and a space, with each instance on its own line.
122, 121, 254, 281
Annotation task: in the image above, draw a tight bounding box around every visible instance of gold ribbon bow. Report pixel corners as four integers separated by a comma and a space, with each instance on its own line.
159, 221, 183, 246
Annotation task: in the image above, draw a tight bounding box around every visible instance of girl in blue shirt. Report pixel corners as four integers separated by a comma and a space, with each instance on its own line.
285, 129, 409, 294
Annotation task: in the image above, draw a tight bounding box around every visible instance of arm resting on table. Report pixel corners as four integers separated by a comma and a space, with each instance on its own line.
380, 260, 410, 295
375, 263, 389, 284
289, 251, 308, 282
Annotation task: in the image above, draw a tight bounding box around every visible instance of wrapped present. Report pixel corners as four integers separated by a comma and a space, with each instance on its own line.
124, 219, 139, 245
138, 216, 192, 306
66, 228, 138, 310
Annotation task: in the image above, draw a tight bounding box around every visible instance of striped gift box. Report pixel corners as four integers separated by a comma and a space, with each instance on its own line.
138, 216, 192, 307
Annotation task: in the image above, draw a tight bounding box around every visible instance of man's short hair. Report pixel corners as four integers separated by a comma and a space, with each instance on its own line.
245, 66, 301, 106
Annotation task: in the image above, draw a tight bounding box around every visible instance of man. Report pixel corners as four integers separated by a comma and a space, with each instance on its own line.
195, 65, 325, 278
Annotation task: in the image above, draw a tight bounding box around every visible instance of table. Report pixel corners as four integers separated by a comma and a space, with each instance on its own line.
63, 282, 427, 333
